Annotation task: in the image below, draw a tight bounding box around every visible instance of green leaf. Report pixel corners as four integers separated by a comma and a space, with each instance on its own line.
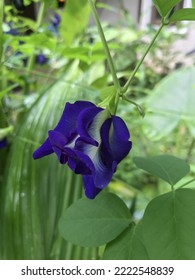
0, 126, 13, 140
144, 67, 195, 139
0, 105, 8, 128
103, 221, 150, 260
153, 0, 182, 17
170, 8, 195, 22
0, 84, 19, 100
141, 189, 195, 259
133, 155, 190, 186
192, 0, 195, 8
98, 86, 116, 114
59, 193, 132, 247
60, 0, 90, 45
103, 224, 136, 260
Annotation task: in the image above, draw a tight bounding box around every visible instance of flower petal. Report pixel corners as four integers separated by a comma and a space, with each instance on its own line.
67, 149, 94, 175
48, 130, 68, 163
55, 101, 96, 136
82, 175, 102, 199
0, 138, 7, 149
101, 116, 132, 163
76, 106, 103, 143
33, 138, 53, 159
79, 140, 116, 189
76, 109, 116, 189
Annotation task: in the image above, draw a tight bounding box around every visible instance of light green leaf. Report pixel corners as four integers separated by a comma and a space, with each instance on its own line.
98, 86, 116, 113
141, 189, 195, 259
153, 0, 182, 17
144, 67, 195, 139
0, 84, 18, 100
170, 8, 195, 22
59, 193, 132, 247
133, 155, 190, 186
192, 0, 195, 8
60, 0, 90, 45
0, 126, 14, 140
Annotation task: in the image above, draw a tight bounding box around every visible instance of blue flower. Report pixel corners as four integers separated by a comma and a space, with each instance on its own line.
33, 101, 132, 199
36, 54, 48, 65
51, 14, 61, 28
0, 138, 7, 149
48, 13, 61, 35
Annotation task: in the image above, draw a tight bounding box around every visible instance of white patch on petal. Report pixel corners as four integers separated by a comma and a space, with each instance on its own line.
83, 109, 110, 182
65, 136, 79, 149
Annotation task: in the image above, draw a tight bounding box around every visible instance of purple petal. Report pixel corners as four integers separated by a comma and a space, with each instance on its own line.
48, 130, 68, 147
76, 109, 116, 189
76, 106, 103, 141
68, 150, 94, 175
54, 101, 96, 136
33, 138, 53, 159
0, 138, 7, 149
82, 175, 102, 199
101, 116, 132, 164
80, 141, 116, 189
48, 130, 68, 164
36, 54, 48, 65
52, 14, 61, 27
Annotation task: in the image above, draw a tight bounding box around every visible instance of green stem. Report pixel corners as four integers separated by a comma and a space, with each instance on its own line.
121, 95, 145, 117
88, 0, 120, 91
122, 23, 164, 94
178, 178, 195, 189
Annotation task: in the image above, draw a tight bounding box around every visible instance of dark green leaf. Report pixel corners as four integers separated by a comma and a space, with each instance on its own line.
103, 223, 136, 260
141, 189, 195, 259
133, 155, 190, 186
153, 0, 182, 17
103, 221, 150, 260
59, 193, 132, 247
170, 8, 195, 22
130, 221, 150, 260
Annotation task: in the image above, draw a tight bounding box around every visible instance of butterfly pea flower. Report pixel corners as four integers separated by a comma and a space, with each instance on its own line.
36, 54, 48, 65
33, 101, 132, 199
0, 138, 7, 149
51, 14, 61, 28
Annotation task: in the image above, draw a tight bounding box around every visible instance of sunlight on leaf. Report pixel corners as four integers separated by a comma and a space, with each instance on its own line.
133, 155, 190, 187
144, 67, 195, 139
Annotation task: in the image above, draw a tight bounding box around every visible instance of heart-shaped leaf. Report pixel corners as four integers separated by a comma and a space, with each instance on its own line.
59, 193, 132, 247
133, 155, 190, 186
103, 222, 149, 260
153, 0, 182, 17
170, 8, 195, 22
141, 188, 195, 259
144, 67, 195, 139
